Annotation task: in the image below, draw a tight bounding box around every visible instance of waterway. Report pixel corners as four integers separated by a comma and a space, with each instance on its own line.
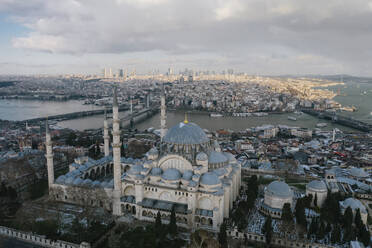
0, 99, 102, 121
0, 79, 371, 132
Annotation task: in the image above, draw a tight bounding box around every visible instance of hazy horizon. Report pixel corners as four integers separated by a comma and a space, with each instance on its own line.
1, 1, 372, 76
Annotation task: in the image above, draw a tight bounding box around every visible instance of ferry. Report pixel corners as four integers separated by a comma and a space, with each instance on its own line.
210, 113, 223, 118
316, 123, 327, 128
288, 116, 297, 121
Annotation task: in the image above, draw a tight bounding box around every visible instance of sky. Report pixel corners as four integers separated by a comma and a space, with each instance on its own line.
1, 0, 372, 76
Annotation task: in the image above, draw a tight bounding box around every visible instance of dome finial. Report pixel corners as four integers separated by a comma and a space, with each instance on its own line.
184, 112, 188, 124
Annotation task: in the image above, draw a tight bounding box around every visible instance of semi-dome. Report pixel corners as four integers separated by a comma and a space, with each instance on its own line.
73, 177, 83, 185
266, 181, 293, 198
150, 167, 162, 176
208, 151, 228, 164
65, 176, 75, 185
223, 152, 236, 162
200, 172, 221, 185
341, 198, 367, 213
182, 170, 193, 180
56, 175, 66, 184
161, 168, 181, 181
196, 152, 208, 161
163, 122, 209, 145
82, 179, 93, 186
307, 180, 327, 192
128, 164, 144, 175
350, 167, 369, 178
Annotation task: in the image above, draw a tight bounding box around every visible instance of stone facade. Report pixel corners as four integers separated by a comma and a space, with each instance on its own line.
46, 88, 241, 232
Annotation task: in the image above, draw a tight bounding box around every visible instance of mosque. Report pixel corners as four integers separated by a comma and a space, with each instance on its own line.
45, 87, 241, 231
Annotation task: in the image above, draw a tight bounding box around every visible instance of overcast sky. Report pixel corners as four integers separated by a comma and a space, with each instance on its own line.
1, 0, 372, 76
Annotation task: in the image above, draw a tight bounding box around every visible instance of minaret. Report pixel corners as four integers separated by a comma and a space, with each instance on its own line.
332, 128, 336, 142
103, 108, 110, 157
160, 83, 166, 140
112, 87, 122, 215
45, 120, 54, 189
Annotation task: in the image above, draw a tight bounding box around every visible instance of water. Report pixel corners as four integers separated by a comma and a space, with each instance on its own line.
327, 81, 372, 122
0, 99, 103, 121
1, 80, 372, 132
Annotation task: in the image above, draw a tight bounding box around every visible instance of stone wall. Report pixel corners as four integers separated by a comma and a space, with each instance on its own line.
227, 228, 334, 248
0, 226, 90, 248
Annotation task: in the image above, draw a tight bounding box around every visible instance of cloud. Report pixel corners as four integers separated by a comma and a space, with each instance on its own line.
2, 0, 372, 75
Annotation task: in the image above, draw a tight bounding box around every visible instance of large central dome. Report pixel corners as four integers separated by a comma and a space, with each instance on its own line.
163, 122, 209, 145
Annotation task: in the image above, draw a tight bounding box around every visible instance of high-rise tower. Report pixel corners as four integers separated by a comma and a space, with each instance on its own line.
103, 108, 110, 157
160, 84, 166, 140
112, 87, 122, 215
45, 120, 54, 189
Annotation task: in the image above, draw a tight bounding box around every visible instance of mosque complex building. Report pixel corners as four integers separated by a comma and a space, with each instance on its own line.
45, 87, 241, 231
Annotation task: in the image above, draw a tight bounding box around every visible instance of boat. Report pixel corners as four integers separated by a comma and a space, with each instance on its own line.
288, 116, 297, 121
316, 123, 327, 128
210, 113, 223, 118
294, 111, 303, 115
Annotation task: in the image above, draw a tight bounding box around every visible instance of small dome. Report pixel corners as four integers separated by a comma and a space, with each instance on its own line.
266, 181, 293, 198
208, 151, 228, 164
82, 179, 93, 186
150, 167, 162, 176
350, 167, 369, 178
200, 172, 221, 185
163, 122, 209, 145
182, 170, 193, 180
307, 180, 327, 192
342, 198, 367, 213
196, 152, 208, 161
148, 147, 158, 155
56, 175, 66, 184
161, 168, 181, 181
214, 168, 228, 177
92, 180, 101, 187
128, 164, 144, 175
223, 152, 236, 162
73, 177, 83, 185
65, 176, 75, 185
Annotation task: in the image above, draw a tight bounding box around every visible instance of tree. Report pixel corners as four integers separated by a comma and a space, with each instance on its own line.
168, 207, 177, 236
330, 224, 341, 244
155, 211, 162, 230
308, 218, 318, 238
354, 208, 363, 230
316, 221, 325, 241
359, 224, 371, 247
313, 193, 318, 207
7, 186, 17, 200
343, 207, 353, 227
218, 221, 228, 248
262, 216, 273, 246
0, 182, 7, 197
295, 198, 307, 230
281, 203, 294, 237
281, 203, 293, 223
325, 222, 332, 234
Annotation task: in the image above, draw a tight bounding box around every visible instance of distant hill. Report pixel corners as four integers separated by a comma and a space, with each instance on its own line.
0, 81, 17, 88
272, 74, 372, 83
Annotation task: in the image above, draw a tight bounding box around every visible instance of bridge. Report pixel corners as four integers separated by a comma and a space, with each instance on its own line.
301, 108, 372, 132
21, 105, 159, 125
